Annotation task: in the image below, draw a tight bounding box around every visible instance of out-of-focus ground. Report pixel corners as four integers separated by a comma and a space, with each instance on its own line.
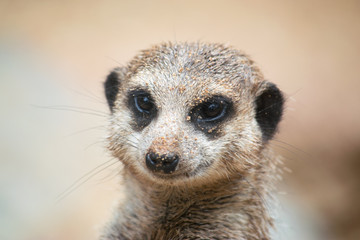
0, 0, 359, 239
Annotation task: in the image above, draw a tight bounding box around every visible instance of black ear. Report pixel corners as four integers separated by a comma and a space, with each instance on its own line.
104, 70, 122, 112
255, 83, 284, 141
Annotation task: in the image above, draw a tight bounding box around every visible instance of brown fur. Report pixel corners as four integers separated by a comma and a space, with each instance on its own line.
100, 42, 283, 240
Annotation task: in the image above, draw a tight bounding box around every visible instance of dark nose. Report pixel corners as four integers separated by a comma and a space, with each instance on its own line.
145, 152, 179, 174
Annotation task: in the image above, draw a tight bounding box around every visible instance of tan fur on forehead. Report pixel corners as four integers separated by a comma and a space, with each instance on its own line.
126, 42, 263, 85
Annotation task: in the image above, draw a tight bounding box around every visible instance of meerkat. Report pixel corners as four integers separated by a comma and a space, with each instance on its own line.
100, 42, 284, 240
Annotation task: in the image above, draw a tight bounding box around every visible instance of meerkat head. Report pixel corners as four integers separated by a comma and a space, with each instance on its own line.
104, 43, 283, 186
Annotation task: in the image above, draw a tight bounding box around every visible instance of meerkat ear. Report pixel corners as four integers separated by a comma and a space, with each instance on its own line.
104, 67, 126, 112
255, 83, 284, 141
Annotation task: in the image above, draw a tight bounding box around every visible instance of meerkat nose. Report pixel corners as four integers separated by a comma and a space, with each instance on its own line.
145, 152, 179, 174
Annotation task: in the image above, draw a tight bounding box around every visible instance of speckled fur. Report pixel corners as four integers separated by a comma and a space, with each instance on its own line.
100, 42, 283, 240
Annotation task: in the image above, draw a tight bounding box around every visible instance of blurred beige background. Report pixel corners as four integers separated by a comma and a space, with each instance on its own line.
1, 0, 360, 239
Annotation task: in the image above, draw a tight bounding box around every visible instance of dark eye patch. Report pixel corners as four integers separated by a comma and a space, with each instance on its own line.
127, 89, 157, 130
189, 96, 233, 137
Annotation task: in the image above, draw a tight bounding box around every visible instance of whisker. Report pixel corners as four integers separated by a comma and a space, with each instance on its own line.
55, 159, 119, 204
47, 105, 107, 115
64, 125, 106, 137
272, 139, 311, 157
31, 104, 107, 118
84, 140, 104, 150
270, 143, 302, 160
105, 56, 122, 66
83, 89, 106, 104
125, 143, 139, 150
111, 133, 141, 150
64, 86, 106, 104
94, 164, 122, 185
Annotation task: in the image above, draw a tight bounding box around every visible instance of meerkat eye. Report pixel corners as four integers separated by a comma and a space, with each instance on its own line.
190, 96, 233, 137
200, 101, 225, 120
127, 90, 157, 130
135, 95, 154, 113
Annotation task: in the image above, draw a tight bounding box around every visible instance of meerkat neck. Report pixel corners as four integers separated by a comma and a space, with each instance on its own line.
125, 172, 247, 201
120, 170, 271, 239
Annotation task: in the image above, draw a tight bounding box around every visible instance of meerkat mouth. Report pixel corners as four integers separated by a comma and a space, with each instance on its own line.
144, 157, 215, 182
146, 164, 191, 179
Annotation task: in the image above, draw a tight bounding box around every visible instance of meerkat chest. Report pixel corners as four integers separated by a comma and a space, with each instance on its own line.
134, 198, 251, 240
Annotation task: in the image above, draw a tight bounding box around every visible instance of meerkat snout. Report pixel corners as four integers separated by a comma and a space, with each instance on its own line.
145, 152, 180, 174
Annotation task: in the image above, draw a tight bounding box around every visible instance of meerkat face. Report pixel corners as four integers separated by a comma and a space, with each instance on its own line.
104, 43, 283, 186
